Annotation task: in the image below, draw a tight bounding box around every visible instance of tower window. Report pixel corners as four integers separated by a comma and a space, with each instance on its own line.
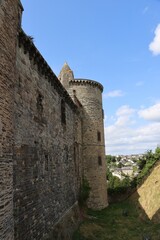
61, 99, 66, 125
98, 156, 102, 166
97, 131, 101, 141
102, 109, 104, 119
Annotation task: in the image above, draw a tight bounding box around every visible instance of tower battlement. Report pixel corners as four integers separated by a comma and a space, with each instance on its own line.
70, 78, 103, 92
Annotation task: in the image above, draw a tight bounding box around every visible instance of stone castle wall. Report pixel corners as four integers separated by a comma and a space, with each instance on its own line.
0, 1, 108, 239
12, 35, 82, 239
0, 1, 21, 239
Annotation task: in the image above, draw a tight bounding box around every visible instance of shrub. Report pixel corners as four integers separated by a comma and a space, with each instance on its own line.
78, 178, 91, 207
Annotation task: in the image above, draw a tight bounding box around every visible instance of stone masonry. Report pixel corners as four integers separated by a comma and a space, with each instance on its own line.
59, 66, 108, 210
0, 1, 108, 239
0, 1, 22, 239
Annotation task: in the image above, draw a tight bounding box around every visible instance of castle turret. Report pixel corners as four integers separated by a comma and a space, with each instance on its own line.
59, 63, 108, 209
70, 79, 108, 209
0, 1, 23, 239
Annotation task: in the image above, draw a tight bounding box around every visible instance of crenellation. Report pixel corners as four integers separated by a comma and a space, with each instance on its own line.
70, 78, 103, 92
18, 30, 77, 112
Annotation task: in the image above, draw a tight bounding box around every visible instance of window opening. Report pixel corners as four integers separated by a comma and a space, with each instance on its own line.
97, 131, 101, 141
37, 93, 43, 113
98, 156, 102, 166
61, 99, 66, 125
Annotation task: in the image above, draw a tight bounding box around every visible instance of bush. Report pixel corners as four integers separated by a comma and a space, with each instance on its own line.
78, 178, 91, 207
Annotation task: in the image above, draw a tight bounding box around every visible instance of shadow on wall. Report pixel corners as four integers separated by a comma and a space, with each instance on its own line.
130, 162, 160, 223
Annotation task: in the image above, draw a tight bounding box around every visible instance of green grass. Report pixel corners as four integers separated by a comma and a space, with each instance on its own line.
73, 200, 160, 240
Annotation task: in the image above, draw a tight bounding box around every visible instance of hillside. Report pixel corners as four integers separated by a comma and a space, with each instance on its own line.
73, 161, 160, 239
131, 161, 160, 222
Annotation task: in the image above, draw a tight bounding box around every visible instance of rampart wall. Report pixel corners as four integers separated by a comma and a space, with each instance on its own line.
0, 1, 20, 239
12, 32, 82, 239
0, 1, 108, 239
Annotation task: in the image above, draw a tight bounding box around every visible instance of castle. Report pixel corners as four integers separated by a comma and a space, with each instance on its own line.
0, 1, 108, 239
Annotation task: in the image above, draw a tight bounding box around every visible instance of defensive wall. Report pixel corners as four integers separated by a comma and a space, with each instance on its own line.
0, 1, 21, 239
0, 1, 108, 239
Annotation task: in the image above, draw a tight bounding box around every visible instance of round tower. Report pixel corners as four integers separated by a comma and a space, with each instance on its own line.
69, 79, 108, 209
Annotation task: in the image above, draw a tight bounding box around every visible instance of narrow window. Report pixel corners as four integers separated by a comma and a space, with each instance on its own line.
98, 156, 102, 166
102, 109, 104, 119
37, 93, 43, 113
61, 99, 66, 125
45, 154, 49, 171
97, 131, 101, 142
18, 76, 21, 88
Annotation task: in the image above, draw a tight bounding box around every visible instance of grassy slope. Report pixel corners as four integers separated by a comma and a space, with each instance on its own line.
131, 162, 160, 222
73, 162, 160, 240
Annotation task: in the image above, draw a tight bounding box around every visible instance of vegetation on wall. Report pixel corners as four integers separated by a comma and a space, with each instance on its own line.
78, 178, 91, 207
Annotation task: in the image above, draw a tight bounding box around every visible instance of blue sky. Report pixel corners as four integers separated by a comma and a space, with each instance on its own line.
21, 0, 160, 155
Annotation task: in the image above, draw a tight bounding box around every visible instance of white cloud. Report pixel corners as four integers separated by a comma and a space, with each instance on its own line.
116, 105, 135, 116
149, 24, 160, 55
104, 90, 124, 98
114, 105, 135, 127
138, 103, 160, 122
105, 104, 160, 155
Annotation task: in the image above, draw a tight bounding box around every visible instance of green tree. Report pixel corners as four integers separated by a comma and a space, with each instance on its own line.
117, 162, 123, 168
106, 155, 116, 163
117, 156, 121, 162
137, 158, 146, 170
121, 176, 130, 188
106, 167, 112, 180
155, 147, 160, 161
145, 150, 154, 162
